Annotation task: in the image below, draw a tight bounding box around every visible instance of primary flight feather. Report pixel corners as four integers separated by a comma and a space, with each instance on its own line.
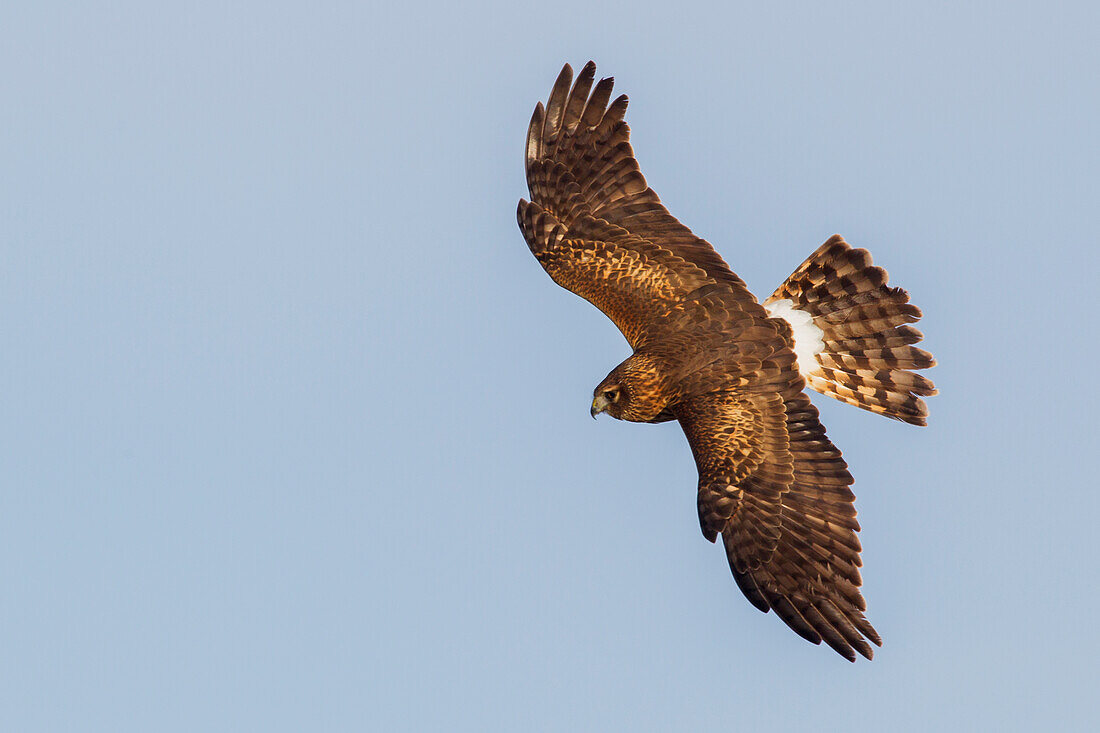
517, 62, 936, 661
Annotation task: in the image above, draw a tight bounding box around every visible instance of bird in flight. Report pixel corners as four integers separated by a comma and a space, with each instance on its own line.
517, 62, 936, 661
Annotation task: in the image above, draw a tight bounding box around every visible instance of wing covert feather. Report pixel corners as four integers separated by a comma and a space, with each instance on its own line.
518, 200, 714, 348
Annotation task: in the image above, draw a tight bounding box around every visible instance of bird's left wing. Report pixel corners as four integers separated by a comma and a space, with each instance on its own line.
676, 387, 881, 661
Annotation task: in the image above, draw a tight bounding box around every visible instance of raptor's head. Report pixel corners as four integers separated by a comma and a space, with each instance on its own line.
590, 380, 625, 419
590, 354, 671, 423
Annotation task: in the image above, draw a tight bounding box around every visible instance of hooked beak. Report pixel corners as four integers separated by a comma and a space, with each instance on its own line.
591, 394, 610, 419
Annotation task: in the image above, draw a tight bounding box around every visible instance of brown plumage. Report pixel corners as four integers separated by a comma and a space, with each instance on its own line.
517, 62, 935, 661
766, 237, 938, 425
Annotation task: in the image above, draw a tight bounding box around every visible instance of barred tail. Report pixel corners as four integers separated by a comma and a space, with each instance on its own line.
765, 235, 937, 426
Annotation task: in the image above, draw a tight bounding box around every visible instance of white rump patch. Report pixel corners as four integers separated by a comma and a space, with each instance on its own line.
764, 299, 825, 377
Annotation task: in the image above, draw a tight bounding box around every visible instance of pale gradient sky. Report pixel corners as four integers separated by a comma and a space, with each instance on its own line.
2, 2, 1098, 731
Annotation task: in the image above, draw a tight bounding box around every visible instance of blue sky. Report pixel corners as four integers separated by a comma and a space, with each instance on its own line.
2, 1, 1098, 730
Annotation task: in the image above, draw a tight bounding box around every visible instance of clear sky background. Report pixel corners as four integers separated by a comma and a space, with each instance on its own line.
3, 2, 1098, 731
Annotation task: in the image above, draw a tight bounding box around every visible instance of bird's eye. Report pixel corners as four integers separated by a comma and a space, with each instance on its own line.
606, 388, 619, 401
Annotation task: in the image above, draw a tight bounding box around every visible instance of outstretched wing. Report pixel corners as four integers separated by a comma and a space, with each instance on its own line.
676, 386, 881, 662
518, 61, 760, 348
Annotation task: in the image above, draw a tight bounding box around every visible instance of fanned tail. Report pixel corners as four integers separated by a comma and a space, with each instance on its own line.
765, 236, 937, 426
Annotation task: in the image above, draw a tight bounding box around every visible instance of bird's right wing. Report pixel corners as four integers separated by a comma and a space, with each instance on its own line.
675, 387, 881, 661
518, 61, 765, 349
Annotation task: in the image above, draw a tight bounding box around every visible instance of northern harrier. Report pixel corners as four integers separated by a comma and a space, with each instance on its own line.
517, 62, 936, 661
